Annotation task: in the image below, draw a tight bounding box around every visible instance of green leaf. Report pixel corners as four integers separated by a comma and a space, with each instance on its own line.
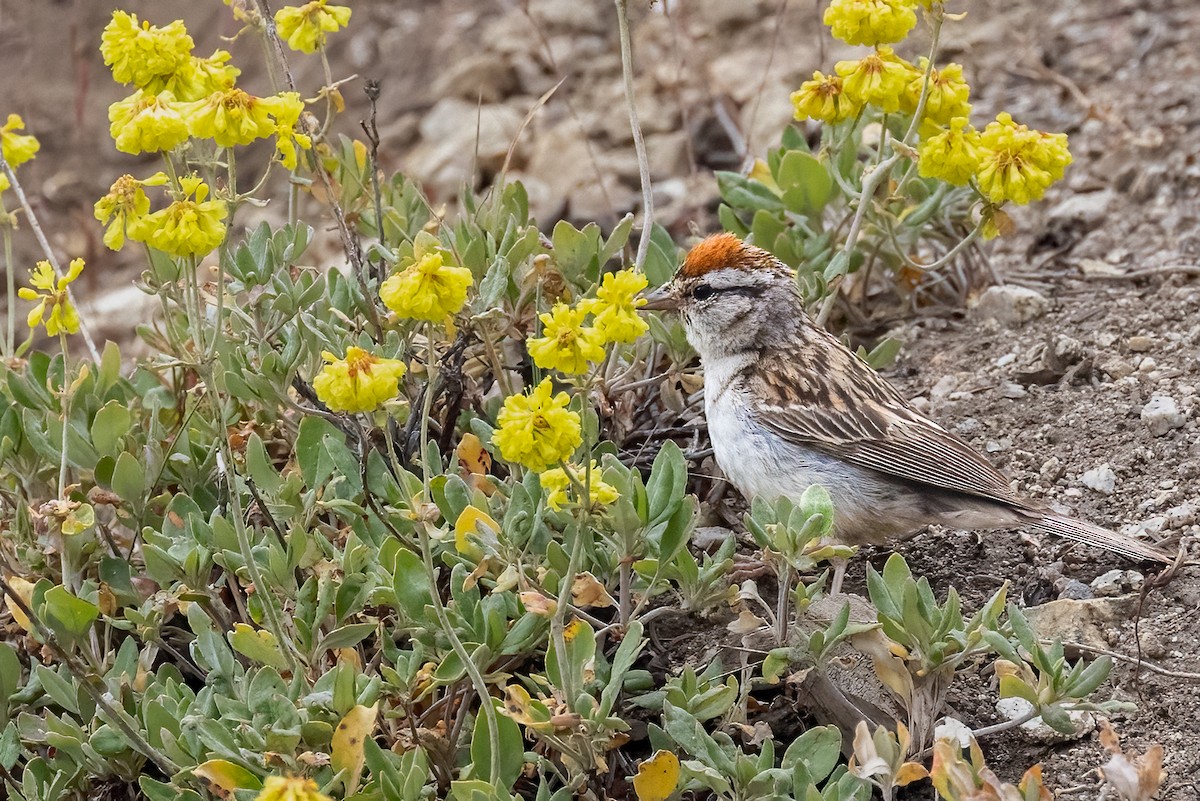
781, 725, 841, 785
998, 674, 1039, 705
316, 622, 377, 655
90, 402, 131, 458
642, 224, 681, 288
98, 341, 123, 391
716, 171, 785, 213
34, 665, 81, 715
229, 624, 288, 669
1038, 704, 1076, 735
391, 547, 432, 621
470, 703, 524, 789
645, 440, 686, 527
111, 451, 146, 504
42, 585, 99, 638
776, 151, 833, 215
1068, 656, 1112, 699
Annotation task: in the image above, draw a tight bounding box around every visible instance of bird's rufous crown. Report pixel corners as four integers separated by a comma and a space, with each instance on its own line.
679, 233, 777, 278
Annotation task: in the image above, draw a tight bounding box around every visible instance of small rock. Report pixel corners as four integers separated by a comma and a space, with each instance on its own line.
1099, 357, 1134, 380
985, 438, 1012, 453
970, 285, 1051, 326
1127, 335, 1153, 352
692, 526, 733, 551
999, 382, 1028, 399
933, 718, 973, 749
1048, 190, 1113, 229
1081, 463, 1117, 495
1141, 395, 1186, 436
1090, 569, 1143, 597
1040, 456, 1065, 484
1055, 578, 1094, 600
1165, 502, 1197, 529
1026, 596, 1132, 650
930, 374, 959, 401
995, 697, 1096, 744
1137, 356, 1158, 374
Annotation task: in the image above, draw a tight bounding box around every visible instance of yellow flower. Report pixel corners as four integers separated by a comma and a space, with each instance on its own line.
540, 461, 620, 511
19, 258, 85, 336
791, 71, 862, 125
275, 1, 353, 54
907, 59, 971, 126
823, 0, 918, 47
584, 268, 651, 344
133, 175, 228, 257
312, 346, 407, 413
492, 378, 582, 473
269, 92, 312, 170
155, 50, 241, 102
527, 303, 606, 375
379, 233, 473, 324
836, 47, 916, 113
108, 90, 190, 155
254, 776, 331, 801
1, 114, 40, 168
94, 172, 169, 251
184, 88, 287, 148
918, 117, 982, 186
975, 112, 1072, 205
100, 11, 194, 88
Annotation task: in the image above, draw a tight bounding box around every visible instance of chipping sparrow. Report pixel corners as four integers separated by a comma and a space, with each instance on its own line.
642, 233, 1172, 577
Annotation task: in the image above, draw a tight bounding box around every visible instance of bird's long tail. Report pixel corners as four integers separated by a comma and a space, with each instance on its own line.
1033, 513, 1174, 563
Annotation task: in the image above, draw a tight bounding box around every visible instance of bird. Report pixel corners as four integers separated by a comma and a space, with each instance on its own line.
640, 233, 1173, 587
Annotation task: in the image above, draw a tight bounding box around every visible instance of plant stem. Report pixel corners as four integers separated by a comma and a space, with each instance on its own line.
2, 220, 14, 357
775, 562, 791, 646
614, 0, 653, 270
57, 333, 71, 499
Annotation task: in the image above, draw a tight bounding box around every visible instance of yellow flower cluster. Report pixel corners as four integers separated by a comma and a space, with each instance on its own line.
975, 113, 1073, 205
540, 461, 620, 511
525, 268, 648, 376
135, 175, 229, 257
792, 1, 1073, 210
0, 114, 40, 194
918, 113, 1072, 206
823, 0, 918, 47
312, 346, 407, 414
275, 1, 353, 54
100, 11, 193, 89
791, 72, 860, 126
379, 234, 474, 326
100, 11, 311, 163
492, 378, 582, 473
527, 304, 606, 375
254, 776, 331, 801
19, 258, 85, 337
92, 173, 168, 251
94, 10, 323, 255
583, 269, 649, 343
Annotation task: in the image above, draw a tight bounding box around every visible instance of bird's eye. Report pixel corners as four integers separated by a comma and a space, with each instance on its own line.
692, 284, 716, 301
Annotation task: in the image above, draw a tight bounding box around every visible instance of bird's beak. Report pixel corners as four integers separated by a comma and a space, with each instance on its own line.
639, 284, 682, 312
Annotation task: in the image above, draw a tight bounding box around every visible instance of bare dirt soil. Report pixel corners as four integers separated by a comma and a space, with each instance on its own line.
3, 0, 1199, 797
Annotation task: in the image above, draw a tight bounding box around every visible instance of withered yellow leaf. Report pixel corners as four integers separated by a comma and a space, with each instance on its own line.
4, 577, 35, 633
192, 759, 262, 796
332, 703, 377, 795
633, 749, 680, 801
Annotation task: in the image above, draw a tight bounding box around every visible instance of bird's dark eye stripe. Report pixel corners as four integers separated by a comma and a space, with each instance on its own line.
691, 284, 764, 300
